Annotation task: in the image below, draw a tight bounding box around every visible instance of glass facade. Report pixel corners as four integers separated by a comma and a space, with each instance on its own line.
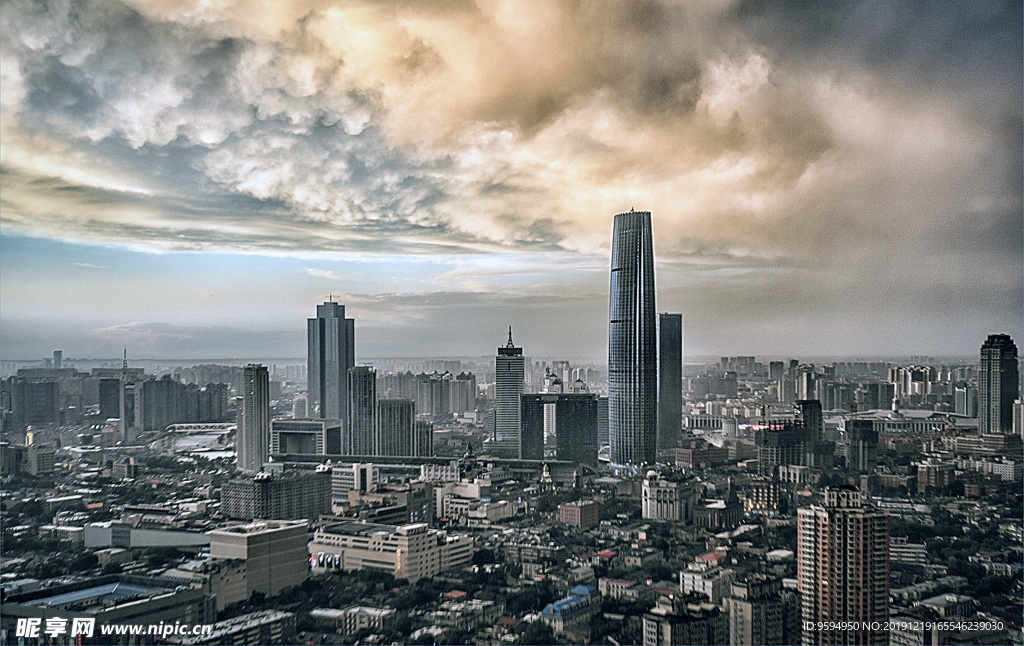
307, 302, 355, 423
608, 210, 657, 467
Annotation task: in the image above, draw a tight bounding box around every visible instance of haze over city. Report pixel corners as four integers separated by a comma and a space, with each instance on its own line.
1, 0, 1021, 360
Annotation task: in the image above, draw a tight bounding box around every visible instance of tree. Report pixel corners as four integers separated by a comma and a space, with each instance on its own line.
69, 551, 99, 573
516, 622, 555, 645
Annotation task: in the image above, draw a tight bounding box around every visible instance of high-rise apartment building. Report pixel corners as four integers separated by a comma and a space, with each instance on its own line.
347, 367, 376, 455
221, 468, 331, 520
724, 575, 800, 646
979, 334, 1019, 434
657, 313, 683, 451
308, 301, 355, 422
608, 210, 657, 468
494, 328, 524, 457
237, 364, 270, 473
797, 486, 889, 645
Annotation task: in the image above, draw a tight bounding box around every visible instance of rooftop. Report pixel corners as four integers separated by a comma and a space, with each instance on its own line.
26, 582, 163, 608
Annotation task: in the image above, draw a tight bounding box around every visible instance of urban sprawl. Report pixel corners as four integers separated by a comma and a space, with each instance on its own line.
1, 212, 1021, 646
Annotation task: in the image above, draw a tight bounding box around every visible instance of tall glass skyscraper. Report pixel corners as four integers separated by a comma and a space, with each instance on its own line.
657, 313, 683, 451
238, 364, 269, 473
347, 366, 376, 455
979, 334, 1019, 434
609, 210, 657, 468
308, 301, 355, 424
494, 327, 524, 457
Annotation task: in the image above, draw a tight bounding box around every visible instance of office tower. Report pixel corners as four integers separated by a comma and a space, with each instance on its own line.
52, 350, 62, 369
347, 367, 376, 455
658, 313, 683, 451
724, 575, 800, 646
597, 396, 609, 447
608, 210, 657, 469
237, 364, 270, 473
796, 400, 823, 440
769, 361, 785, 382
754, 421, 809, 476
798, 486, 889, 646
521, 393, 599, 465
1015, 399, 1024, 438
119, 380, 137, 442
96, 378, 120, 420
292, 395, 307, 419
954, 383, 976, 417
979, 334, 1019, 434
377, 399, 415, 456
308, 301, 355, 423
414, 420, 434, 457
845, 418, 878, 473
494, 328, 524, 457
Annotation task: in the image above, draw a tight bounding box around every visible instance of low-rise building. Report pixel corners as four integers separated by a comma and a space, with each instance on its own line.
598, 578, 652, 603
559, 500, 599, 529
0, 575, 215, 644
430, 599, 502, 631
310, 606, 395, 635
310, 521, 473, 582
680, 562, 735, 604
167, 609, 294, 645
539, 585, 600, 639
163, 558, 248, 611
889, 537, 927, 565
642, 593, 727, 646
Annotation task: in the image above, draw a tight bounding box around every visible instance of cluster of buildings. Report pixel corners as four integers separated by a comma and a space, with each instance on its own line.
1, 210, 1021, 645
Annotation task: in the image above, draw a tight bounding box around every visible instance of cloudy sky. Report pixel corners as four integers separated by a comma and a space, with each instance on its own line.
1, 0, 1021, 361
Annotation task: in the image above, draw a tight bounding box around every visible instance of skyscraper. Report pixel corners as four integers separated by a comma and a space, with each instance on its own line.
979, 334, 1019, 434
238, 364, 270, 473
494, 327, 524, 457
609, 210, 657, 469
347, 366, 376, 455
377, 398, 415, 456
520, 393, 599, 465
657, 313, 683, 451
797, 486, 889, 646
308, 301, 355, 423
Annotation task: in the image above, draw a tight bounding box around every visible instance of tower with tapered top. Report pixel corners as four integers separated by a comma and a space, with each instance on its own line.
494, 327, 525, 457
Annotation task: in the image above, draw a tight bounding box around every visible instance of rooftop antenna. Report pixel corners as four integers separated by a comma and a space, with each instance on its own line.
506, 326, 514, 347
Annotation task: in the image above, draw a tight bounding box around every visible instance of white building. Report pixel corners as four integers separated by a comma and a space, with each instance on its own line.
680, 562, 735, 604
310, 521, 473, 582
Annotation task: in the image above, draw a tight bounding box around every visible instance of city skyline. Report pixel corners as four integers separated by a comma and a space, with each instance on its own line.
1, 1, 1022, 361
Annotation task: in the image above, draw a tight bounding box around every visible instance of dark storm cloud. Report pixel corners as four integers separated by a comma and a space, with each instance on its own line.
1, 0, 1019, 357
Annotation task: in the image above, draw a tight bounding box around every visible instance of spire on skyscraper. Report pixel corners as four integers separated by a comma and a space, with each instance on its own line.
506, 326, 514, 347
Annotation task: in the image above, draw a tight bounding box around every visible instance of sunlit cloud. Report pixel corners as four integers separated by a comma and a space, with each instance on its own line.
0, 0, 1020, 357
